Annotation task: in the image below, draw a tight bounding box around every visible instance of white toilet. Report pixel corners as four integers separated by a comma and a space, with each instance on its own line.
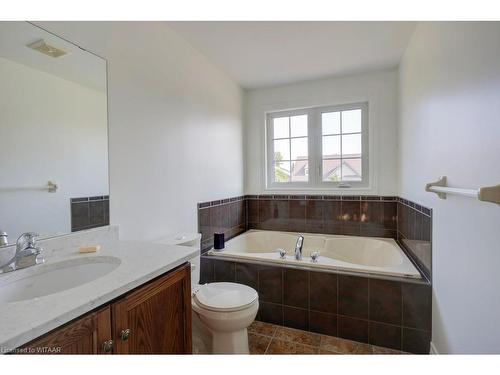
156, 233, 259, 354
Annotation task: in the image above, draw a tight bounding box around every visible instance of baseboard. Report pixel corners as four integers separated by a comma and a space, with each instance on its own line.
430, 341, 439, 354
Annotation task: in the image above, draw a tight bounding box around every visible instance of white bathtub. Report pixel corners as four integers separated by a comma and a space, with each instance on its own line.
207, 230, 421, 279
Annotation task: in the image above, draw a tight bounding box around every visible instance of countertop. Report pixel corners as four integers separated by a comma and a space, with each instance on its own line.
0, 239, 198, 351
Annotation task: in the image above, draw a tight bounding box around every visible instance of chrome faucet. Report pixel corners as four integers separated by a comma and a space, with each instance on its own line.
294, 235, 304, 260
0, 232, 44, 273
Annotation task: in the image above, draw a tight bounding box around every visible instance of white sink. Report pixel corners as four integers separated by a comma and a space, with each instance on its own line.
0, 256, 121, 303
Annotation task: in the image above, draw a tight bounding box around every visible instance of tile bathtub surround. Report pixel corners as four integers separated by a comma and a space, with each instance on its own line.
71, 196, 110, 232
246, 195, 399, 239
198, 194, 403, 252
397, 198, 433, 280
198, 194, 433, 278
198, 196, 246, 252
200, 256, 432, 354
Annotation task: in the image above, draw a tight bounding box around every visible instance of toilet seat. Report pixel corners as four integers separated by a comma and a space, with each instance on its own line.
193, 282, 258, 313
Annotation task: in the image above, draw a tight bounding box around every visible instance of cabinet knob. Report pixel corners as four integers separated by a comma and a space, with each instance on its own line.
102, 339, 114, 353
120, 328, 131, 341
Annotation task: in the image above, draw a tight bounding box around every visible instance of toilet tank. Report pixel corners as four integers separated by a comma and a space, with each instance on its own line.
155, 233, 201, 287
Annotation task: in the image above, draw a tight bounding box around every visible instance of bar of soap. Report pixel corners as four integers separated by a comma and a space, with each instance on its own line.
79, 245, 101, 253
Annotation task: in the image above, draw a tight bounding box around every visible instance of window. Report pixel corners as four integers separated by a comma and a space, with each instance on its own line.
269, 112, 309, 183
266, 103, 368, 189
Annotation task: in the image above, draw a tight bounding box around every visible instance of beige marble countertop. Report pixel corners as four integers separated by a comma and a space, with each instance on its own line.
0, 239, 198, 351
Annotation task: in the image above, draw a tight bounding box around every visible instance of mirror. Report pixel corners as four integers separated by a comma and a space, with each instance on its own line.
0, 22, 109, 247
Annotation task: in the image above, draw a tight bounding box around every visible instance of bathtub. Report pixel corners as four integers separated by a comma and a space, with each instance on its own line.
207, 230, 421, 279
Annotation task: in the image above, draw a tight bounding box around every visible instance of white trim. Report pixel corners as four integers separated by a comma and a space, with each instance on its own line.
429, 341, 439, 354
265, 102, 369, 191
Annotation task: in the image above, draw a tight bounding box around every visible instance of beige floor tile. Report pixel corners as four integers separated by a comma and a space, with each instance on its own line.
318, 349, 342, 355
266, 339, 318, 354
320, 335, 366, 354
274, 326, 321, 347
371, 345, 403, 354
248, 321, 278, 337
354, 342, 374, 354
248, 333, 272, 354
244, 321, 404, 355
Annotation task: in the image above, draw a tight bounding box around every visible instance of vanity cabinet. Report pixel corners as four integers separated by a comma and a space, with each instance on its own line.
112, 263, 192, 354
19, 263, 192, 355
19, 306, 112, 354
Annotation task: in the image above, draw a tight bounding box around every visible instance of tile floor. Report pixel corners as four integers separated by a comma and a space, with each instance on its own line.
248, 321, 406, 355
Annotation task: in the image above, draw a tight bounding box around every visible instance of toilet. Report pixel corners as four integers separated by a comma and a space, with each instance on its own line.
156, 233, 259, 354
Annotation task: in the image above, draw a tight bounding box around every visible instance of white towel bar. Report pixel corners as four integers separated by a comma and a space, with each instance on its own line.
425, 176, 500, 204
0, 180, 58, 193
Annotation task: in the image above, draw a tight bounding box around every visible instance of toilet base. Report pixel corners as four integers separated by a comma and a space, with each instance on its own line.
192, 311, 212, 354
212, 328, 250, 354
191, 299, 258, 354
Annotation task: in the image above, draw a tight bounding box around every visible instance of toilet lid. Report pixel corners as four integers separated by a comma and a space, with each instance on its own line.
193, 282, 258, 312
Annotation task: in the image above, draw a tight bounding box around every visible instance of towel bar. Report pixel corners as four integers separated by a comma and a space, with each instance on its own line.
425, 176, 500, 204
0, 180, 58, 193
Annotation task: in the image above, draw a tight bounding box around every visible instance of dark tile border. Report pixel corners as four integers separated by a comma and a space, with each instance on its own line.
241, 194, 399, 202
197, 195, 245, 209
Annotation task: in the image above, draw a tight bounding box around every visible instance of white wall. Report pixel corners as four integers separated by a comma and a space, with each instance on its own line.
244, 69, 399, 195
399, 22, 500, 354
37, 22, 244, 241
0, 57, 108, 239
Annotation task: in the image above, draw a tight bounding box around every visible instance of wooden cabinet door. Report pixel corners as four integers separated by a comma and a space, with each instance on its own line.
20, 306, 112, 354
112, 263, 192, 354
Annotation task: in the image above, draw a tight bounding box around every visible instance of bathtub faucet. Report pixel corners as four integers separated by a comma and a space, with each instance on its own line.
294, 235, 304, 260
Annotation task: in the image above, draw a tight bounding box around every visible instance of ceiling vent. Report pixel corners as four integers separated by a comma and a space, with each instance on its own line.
27, 39, 67, 58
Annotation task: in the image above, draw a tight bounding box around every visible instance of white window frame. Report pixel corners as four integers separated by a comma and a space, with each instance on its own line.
265, 102, 369, 190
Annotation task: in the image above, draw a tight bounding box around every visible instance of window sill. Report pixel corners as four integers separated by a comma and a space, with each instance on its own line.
262, 185, 375, 195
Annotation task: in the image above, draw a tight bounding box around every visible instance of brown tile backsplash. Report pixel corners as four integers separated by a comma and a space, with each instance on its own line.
198, 195, 246, 253
198, 194, 432, 279
397, 198, 432, 280
246, 196, 398, 239
305, 199, 324, 233
71, 196, 109, 232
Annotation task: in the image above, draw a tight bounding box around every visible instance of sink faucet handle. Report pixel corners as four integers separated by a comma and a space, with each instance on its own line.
16, 232, 40, 250
26, 232, 39, 246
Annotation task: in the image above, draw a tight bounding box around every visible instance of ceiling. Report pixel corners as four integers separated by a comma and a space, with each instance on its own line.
0, 22, 106, 92
167, 21, 417, 89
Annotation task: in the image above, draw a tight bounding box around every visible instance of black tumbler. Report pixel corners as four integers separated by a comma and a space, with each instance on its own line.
214, 232, 225, 250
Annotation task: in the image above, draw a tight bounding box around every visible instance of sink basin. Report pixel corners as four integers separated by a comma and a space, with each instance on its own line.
0, 256, 121, 303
